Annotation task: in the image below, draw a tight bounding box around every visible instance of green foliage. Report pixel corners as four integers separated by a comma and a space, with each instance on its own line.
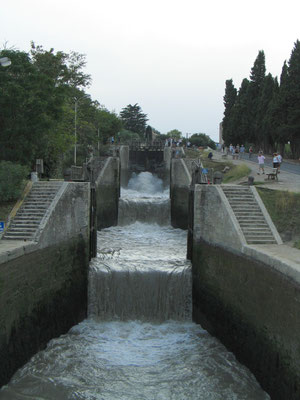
0, 161, 29, 202
222, 164, 251, 183
117, 129, 140, 144
120, 103, 148, 137
223, 41, 300, 159
189, 133, 216, 149
0, 45, 123, 177
166, 129, 182, 139
257, 188, 300, 242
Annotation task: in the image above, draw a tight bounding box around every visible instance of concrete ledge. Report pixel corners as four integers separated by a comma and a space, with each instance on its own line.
243, 244, 300, 285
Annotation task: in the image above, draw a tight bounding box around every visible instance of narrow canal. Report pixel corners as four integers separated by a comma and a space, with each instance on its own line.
0, 172, 269, 399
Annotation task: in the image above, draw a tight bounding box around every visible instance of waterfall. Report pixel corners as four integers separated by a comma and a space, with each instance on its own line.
0, 172, 270, 400
88, 171, 191, 321
118, 172, 170, 226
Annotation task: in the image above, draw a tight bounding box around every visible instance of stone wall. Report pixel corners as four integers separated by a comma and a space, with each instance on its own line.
170, 158, 191, 229
192, 241, 300, 400
191, 184, 300, 400
0, 182, 90, 388
95, 157, 120, 229
0, 238, 89, 387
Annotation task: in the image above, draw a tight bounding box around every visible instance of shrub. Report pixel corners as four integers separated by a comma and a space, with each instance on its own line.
0, 161, 29, 202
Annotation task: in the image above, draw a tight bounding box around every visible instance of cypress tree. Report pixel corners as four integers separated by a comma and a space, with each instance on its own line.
222, 79, 237, 144
286, 40, 300, 158
247, 50, 266, 143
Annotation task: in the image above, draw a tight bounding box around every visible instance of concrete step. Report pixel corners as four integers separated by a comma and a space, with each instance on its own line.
7, 227, 37, 233
234, 212, 263, 217
244, 232, 274, 238
3, 233, 35, 239
247, 239, 277, 244
3, 181, 63, 241
242, 228, 272, 233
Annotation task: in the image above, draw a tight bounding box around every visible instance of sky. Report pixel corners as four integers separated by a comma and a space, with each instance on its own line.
1, 0, 300, 142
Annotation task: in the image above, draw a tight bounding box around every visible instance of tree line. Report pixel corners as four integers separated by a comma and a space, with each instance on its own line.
222, 40, 300, 159
0, 43, 126, 176
0, 42, 217, 180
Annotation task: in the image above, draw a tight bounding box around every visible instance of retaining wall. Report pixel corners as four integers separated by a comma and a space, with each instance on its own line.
95, 157, 120, 229
170, 158, 191, 229
191, 184, 300, 400
0, 182, 90, 387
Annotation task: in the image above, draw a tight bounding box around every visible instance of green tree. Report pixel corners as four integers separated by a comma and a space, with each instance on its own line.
224, 78, 251, 146
222, 79, 237, 144
189, 133, 216, 149
120, 103, 148, 137
271, 61, 290, 155
255, 73, 278, 152
284, 40, 300, 158
0, 45, 94, 174
248, 50, 266, 143
0, 49, 65, 167
166, 129, 182, 139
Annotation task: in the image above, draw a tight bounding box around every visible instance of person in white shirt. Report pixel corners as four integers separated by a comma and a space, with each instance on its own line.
257, 152, 265, 174
277, 153, 282, 172
273, 153, 279, 169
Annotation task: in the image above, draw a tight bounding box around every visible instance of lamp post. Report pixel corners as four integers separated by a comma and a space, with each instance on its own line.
0, 57, 11, 67
74, 98, 78, 165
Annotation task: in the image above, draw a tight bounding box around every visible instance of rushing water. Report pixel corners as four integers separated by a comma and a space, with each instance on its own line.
0, 172, 269, 400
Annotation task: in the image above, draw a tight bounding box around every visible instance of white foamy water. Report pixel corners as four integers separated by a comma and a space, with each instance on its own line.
0, 172, 270, 399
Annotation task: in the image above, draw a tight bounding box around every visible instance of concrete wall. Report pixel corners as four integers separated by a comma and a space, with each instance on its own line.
191, 184, 300, 400
95, 157, 120, 229
0, 182, 90, 388
170, 158, 191, 229
119, 145, 129, 171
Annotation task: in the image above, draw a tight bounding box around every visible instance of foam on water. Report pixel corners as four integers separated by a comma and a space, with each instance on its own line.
0, 172, 270, 400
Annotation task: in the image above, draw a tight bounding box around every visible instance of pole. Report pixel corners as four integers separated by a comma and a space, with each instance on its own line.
98, 128, 100, 154
74, 99, 77, 165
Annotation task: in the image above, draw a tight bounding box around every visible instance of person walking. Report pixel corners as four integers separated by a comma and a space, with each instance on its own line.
249, 146, 253, 159
273, 153, 279, 169
257, 152, 265, 175
277, 153, 282, 172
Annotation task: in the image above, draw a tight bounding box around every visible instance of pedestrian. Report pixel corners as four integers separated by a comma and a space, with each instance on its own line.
277, 153, 282, 172
208, 151, 213, 160
273, 153, 279, 169
249, 146, 253, 159
257, 152, 265, 175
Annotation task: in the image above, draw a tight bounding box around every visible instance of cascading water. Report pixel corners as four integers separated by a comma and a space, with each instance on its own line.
0, 172, 270, 400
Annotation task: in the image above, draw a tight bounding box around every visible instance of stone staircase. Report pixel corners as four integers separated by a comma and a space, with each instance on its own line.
2, 181, 63, 241
222, 186, 277, 245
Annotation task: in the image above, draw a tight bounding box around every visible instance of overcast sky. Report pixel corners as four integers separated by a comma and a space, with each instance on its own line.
1, 0, 300, 141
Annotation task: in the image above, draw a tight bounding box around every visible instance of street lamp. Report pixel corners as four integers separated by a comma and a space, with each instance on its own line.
74, 98, 78, 165
0, 57, 11, 67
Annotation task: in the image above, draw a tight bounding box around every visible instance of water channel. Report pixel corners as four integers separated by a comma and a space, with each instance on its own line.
0, 172, 269, 399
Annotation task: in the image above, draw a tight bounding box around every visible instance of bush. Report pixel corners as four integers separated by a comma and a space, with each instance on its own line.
117, 129, 141, 144
0, 161, 29, 202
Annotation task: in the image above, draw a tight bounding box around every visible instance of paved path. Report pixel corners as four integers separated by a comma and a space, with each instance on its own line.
212, 151, 300, 193
239, 152, 300, 175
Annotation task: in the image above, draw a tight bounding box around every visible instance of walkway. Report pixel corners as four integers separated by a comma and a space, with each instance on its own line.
212, 150, 300, 193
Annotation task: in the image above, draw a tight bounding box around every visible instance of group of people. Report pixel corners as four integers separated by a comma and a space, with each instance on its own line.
222, 144, 246, 158
257, 152, 282, 175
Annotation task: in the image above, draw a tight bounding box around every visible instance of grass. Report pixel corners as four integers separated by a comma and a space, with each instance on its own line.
201, 159, 251, 183
222, 164, 251, 183
257, 187, 300, 248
